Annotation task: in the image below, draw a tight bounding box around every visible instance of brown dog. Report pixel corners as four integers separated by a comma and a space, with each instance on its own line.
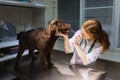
14, 20, 71, 71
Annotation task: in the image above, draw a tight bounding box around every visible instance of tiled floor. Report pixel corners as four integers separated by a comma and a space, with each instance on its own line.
0, 50, 120, 80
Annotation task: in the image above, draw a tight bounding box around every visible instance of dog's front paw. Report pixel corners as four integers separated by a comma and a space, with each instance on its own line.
47, 62, 54, 69
31, 55, 38, 64
14, 64, 20, 71
41, 67, 48, 72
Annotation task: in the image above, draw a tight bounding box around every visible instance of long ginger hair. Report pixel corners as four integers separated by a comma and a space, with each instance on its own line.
82, 20, 110, 53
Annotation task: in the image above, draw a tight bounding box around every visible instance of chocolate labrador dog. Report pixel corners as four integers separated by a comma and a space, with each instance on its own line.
14, 20, 71, 71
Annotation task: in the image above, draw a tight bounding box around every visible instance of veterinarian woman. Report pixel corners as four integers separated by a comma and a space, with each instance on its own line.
57, 19, 110, 67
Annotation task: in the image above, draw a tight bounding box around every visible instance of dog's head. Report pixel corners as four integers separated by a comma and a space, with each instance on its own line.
49, 20, 71, 35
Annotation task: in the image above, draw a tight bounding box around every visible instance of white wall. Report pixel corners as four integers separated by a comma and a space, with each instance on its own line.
34, 0, 58, 26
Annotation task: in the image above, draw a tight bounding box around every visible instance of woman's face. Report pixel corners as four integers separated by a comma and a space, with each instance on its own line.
81, 27, 94, 40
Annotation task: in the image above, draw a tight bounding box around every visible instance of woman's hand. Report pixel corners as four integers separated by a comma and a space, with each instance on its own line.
74, 34, 82, 45
56, 32, 68, 38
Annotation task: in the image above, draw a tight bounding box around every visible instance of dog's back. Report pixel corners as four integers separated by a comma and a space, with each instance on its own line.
17, 28, 53, 50
17, 29, 35, 39
17, 29, 39, 49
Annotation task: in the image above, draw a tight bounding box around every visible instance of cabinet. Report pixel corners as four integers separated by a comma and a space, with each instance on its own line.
0, 0, 47, 62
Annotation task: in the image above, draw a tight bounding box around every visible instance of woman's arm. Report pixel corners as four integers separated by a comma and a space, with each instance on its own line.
56, 32, 71, 53
57, 30, 82, 53
73, 35, 88, 65
74, 44, 87, 65
63, 35, 71, 53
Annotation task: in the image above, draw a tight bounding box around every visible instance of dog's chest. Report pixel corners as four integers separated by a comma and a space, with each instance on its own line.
43, 37, 57, 50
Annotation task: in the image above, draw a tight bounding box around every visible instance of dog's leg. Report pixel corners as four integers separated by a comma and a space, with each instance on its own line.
46, 52, 54, 69
29, 49, 37, 64
39, 51, 48, 72
14, 47, 25, 70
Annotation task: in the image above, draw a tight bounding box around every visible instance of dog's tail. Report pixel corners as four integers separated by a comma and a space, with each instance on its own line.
17, 32, 24, 40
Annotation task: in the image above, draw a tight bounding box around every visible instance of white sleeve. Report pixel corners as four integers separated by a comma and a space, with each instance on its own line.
67, 30, 81, 53
85, 46, 102, 65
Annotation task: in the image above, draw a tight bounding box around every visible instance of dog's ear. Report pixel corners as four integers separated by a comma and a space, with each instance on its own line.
47, 20, 58, 37
49, 21, 56, 29
54, 25, 59, 36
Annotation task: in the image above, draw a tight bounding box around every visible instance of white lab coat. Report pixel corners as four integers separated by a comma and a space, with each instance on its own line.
68, 30, 102, 65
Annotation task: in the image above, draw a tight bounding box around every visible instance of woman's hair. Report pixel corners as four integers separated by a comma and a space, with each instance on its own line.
82, 19, 110, 53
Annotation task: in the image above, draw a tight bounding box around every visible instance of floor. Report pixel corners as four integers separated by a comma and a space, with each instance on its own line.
0, 50, 120, 80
